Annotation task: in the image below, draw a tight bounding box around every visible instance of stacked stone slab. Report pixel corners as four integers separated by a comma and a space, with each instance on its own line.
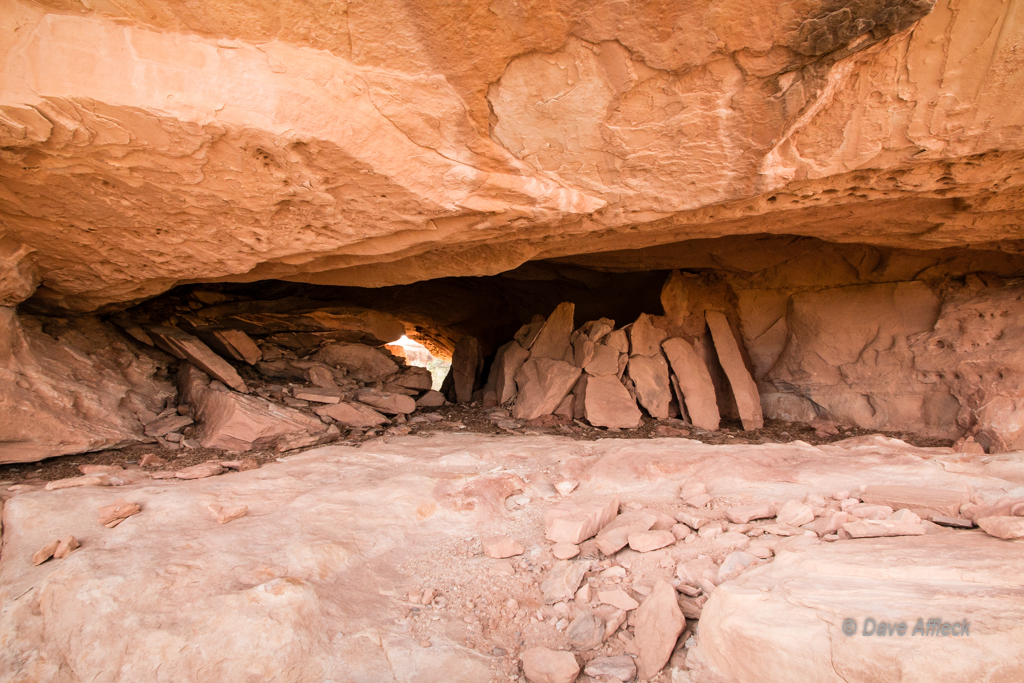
482, 282, 764, 430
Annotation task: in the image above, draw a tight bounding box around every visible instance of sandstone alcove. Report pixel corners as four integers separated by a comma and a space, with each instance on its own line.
2, 0, 1024, 681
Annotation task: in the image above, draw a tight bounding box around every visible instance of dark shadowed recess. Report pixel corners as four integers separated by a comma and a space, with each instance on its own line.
112, 233, 1024, 358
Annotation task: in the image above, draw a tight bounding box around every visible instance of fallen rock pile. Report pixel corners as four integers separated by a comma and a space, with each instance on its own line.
452, 291, 764, 433
122, 320, 446, 454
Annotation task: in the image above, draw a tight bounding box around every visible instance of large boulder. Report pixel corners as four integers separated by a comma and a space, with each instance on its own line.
694, 534, 1024, 683
0, 311, 174, 463
193, 384, 329, 451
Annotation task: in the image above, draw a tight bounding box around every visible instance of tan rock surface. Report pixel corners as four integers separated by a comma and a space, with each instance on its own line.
3, 434, 1024, 681
0, 1, 1020, 315
696, 534, 1024, 683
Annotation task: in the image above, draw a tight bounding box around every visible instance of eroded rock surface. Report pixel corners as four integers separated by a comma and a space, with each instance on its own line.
3, 434, 1023, 682
0, 1, 1020, 310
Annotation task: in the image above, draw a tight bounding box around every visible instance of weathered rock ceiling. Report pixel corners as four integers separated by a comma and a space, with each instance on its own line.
0, 0, 1022, 311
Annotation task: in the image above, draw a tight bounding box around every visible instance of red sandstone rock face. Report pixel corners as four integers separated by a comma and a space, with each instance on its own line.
0, 310, 173, 463
0, 1, 1020, 311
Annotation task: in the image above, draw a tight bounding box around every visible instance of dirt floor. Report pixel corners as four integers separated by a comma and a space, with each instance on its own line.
0, 402, 954, 488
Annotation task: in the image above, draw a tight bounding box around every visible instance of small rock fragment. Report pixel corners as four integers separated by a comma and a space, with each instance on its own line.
541, 560, 590, 604
726, 503, 776, 524
717, 551, 758, 583
80, 464, 123, 475
552, 542, 580, 560
46, 475, 107, 491
520, 647, 579, 683
53, 535, 79, 559
175, 463, 225, 480
139, 453, 167, 467
482, 535, 525, 559
584, 655, 637, 682
567, 610, 606, 650
32, 540, 60, 566
97, 499, 141, 527
555, 479, 579, 495
598, 589, 640, 611
292, 387, 344, 404
208, 504, 248, 524
544, 495, 620, 544
628, 529, 675, 553
595, 509, 658, 555
776, 499, 815, 528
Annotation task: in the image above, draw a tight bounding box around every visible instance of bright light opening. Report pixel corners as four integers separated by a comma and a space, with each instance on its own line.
385, 336, 451, 391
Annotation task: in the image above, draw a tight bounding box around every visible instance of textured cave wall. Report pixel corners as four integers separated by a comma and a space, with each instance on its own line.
0, 0, 1021, 312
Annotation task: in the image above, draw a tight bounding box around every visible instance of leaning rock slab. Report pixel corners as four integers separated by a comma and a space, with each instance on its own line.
150, 326, 247, 393
705, 311, 763, 430
512, 358, 581, 421
634, 580, 685, 680
627, 354, 672, 420
662, 337, 720, 431
529, 303, 575, 361
695, 534, 1024, 683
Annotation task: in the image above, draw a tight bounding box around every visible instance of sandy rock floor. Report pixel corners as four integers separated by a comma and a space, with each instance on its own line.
1, 433, 1021, 683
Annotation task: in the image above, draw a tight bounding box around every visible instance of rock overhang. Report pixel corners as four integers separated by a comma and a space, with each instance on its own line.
0, 0, 1020, 312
